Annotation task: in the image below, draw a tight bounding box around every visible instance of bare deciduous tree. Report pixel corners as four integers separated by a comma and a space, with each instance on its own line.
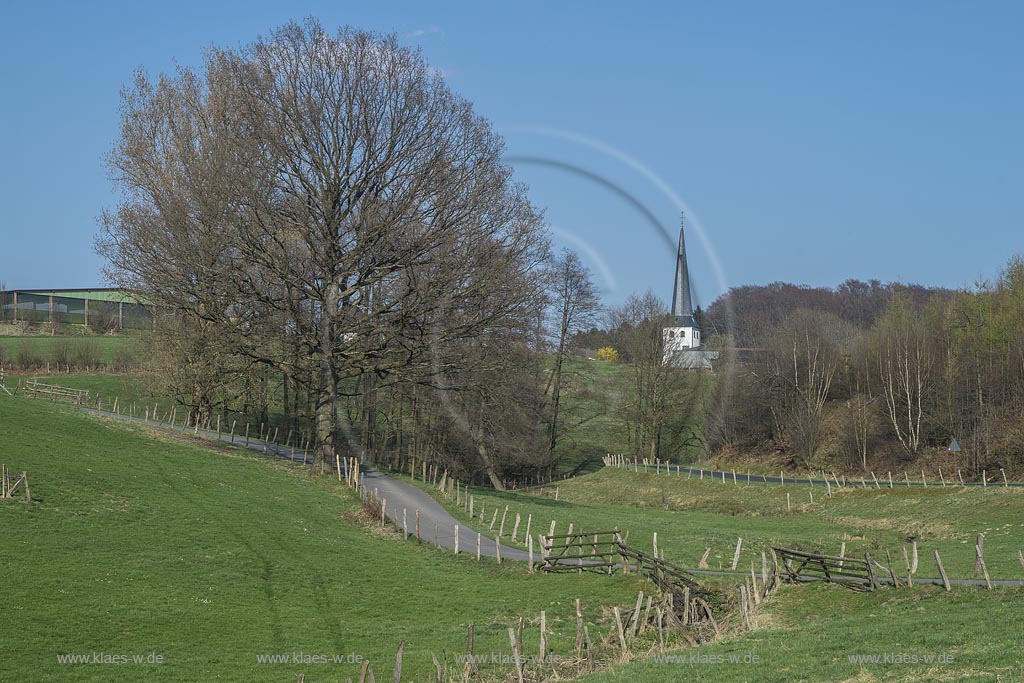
99, 20, 549, 469
875, 298, 933, 457
545, 249, 600, 461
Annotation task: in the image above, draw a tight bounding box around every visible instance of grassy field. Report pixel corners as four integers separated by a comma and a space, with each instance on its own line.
0, 396, 644, 682
394, 466, 1024, 681
582, 583, 1023, 682
402, 466, 1024, 583
0, 334, 140, 366
549, 356, 632, 474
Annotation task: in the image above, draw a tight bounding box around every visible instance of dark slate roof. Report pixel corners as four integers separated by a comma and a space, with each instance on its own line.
670, 218, 699, 329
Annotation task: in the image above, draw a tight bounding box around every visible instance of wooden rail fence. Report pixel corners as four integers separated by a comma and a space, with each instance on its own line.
1, 464, 30, 501
774, 546, 877, 591
23, 379, 89, 405
539, 529, 717, 598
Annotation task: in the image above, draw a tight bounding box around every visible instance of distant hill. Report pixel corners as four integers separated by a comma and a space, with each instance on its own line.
700, 279, 955, 347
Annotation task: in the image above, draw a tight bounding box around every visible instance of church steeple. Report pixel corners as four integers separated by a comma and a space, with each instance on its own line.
670, 215, 698, 328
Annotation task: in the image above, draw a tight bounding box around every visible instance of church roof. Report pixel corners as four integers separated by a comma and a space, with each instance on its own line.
670, 217, 700, 329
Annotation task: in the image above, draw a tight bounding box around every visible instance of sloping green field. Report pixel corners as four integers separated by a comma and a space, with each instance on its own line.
0, 397, 641, 682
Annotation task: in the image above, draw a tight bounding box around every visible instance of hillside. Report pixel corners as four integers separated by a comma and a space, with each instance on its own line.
0, 396, 641, 681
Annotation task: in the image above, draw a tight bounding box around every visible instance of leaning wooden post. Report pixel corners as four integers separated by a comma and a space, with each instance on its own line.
885, 549, 901, 587
528, 535, 534, 571
499, 505, 509, 537
974, 533, 985, 577
415, 510, 421, 544
507, 628, 525, 683
512, 513, 521, 542
934, 549, 951, 591
901, 546, 912, 586
393, 639, 404, 683
730, 537, 743, 571
495, 536, 501, 564
454, 524, 459, 555
612, 607, 628, 659
864, 553, 879, 590
977, 543, 992, 590
539, 610, 547, 659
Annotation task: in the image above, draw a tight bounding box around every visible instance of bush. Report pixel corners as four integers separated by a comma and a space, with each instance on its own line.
109, 347, 138, 372
49, 339, 74, 368
595, 346, 618, 362
15, 341, 43, 369
73, 340, 103, 370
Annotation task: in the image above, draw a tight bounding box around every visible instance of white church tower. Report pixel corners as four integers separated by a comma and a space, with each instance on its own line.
663, 216, 717, 369
662, 219, 701, 359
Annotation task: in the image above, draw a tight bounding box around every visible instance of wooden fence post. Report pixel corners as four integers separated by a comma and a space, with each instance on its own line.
731, 537, 743, 571
508, 628, 525, 683
612, 607, 628, 658
934, 549, 951, 591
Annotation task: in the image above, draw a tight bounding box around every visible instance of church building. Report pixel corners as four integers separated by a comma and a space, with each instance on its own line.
662, 217, 719, 369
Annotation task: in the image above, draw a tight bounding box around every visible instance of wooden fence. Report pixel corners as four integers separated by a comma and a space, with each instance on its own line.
538, 529, 718, 599
1, 464, 30, 501
23, 379, 89, 404
774, 546, 877, 591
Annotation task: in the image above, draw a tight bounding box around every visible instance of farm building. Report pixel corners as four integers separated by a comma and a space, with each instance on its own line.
0, 288, 153, 331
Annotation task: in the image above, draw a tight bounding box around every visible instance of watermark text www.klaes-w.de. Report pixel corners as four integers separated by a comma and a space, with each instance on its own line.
57, 652, 164, 665
848, 652, 956, 665
652, 651, 760, 665
255, 652, 367, 665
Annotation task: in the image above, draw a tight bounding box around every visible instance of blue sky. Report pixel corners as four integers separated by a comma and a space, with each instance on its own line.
1, 1, 1022, 311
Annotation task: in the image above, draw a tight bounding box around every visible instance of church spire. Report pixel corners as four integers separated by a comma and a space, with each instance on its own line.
670, 214, 698, 327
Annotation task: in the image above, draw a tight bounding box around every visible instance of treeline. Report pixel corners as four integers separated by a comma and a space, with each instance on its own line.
710, 258, 1024, 475
701, 279, 953, 347
574, 260, 1024, 478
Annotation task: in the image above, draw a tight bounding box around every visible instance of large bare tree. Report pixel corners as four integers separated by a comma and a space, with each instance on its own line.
99, 20, 549, 468
545, 249, 600, 460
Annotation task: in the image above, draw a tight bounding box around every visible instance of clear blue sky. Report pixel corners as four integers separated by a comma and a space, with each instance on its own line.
2, 1, 1022, 310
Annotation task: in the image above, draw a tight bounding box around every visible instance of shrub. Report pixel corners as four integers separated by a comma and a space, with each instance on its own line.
595, 346, 618, 362
73, 340, 103, 370
49, 339, 74, 368
15, 341, 42, 369
109, 347, 138, 372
